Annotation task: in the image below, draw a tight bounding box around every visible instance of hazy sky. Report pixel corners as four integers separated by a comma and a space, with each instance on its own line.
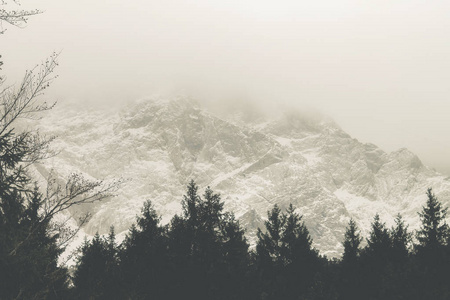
2, 0, 450, 174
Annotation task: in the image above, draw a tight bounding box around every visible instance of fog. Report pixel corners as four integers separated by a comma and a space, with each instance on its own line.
2, 0, 450, 174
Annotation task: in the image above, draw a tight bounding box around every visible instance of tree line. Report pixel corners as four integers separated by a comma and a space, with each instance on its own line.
71, 183, 450, 300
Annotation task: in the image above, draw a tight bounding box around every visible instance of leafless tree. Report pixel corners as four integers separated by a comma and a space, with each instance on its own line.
0, 0, 41, 34
0, 1, 121, 258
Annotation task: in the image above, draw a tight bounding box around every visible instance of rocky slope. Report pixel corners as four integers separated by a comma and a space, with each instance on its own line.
35, 96, 450, 257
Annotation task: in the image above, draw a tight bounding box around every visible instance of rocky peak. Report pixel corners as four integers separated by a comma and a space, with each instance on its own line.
389, 148, 424, 170
264, 109, 344, 139
118, 96, 201, 130
35, 97, 450, 258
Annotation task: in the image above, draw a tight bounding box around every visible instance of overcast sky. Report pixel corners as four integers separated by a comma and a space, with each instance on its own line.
2, 0, 450, 174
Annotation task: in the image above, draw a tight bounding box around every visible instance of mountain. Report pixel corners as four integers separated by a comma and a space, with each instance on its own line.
34, 96, 450, 257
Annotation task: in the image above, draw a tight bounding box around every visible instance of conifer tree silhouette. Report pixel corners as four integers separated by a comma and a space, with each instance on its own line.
414, 188, 450, 299
73, 229, 119, 300
340, 218, 362, 300
119, 200, 168, 299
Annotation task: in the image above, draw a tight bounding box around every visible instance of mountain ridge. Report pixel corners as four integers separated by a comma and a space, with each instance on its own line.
34, 96, 450, 257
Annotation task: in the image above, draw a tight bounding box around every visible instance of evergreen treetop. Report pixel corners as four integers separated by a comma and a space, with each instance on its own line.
416, 188, 449, 251
342, 218, 362, 266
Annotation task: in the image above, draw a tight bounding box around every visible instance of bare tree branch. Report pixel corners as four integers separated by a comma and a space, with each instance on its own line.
8, 173, 122, 256
0, 1, 42, 34
0, 52, 59, 135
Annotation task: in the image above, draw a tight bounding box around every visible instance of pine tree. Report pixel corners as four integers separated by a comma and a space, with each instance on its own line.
256, 205, 285, 263
0, 185, 69, 299
167, 181, 249, 300
222, 214, 248, 271
386, 214, 413, 299
390, 214, 411, 265
280, 204, 321, 298
413, 188, 450, 299
255, 204, 321, 299
203, 186, 224, 233
177, 182, 220, 299
342, 219, 361, 267
182, 179, 202, 227
197, 186, 224, 270
416, 188, 449, 252
340, 218, 362, 300
119, 200, 168, 299
219, 213, 250, 299
73, 228, 120, 300
281, 204, 307, 264
167, 213, 193, 299
365, 214, 392, 260
361, 214, 393, 299
73, 234, 109, 299
104, 226, 120, 299
255, 205, 285, 299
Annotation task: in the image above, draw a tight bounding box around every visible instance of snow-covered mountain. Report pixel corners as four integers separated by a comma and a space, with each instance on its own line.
35, 96, 450, 257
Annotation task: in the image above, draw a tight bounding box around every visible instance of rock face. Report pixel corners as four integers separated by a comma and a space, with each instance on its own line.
36, 97, 450, 257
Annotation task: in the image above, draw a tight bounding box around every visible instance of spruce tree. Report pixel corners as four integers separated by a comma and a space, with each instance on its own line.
255, 204, 321, 299
390, 214, 411, 265
197, 186, 224, 271
0, 177, 69, 298
413, 188, 450, 299
72, 227, 120, 300
361, 214, 392, 299
167, 181, 249, 300
416, 188, 449, 252
167, 213, 194, 299
119, 200, 168, 299
280, 204, 320, 298
365, 214, 392, 260
222, 214, 248, 272
340, 218, 362, 300
387, 214, 412, 299
342, 219, 361, 267
73, 233, 114, 299
182, 179, 202, 227
219, 213, 250, 299
256, 205, 285, 263
255, 204, 286, 299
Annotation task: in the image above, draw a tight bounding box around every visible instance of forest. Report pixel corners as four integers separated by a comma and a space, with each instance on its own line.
1, 162, 450, 300
69, 184, 450, 300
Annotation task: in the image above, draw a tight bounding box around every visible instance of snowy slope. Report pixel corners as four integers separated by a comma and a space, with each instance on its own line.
35, 97, 450, 257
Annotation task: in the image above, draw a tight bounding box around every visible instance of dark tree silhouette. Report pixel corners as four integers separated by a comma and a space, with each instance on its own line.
391, 214, 411, 264
416, 188, 449, 251
386, 214, 413, 299
119, 200, 169, 299
281, 204, 321, 299
413, 188, 450, 299
68, 186, 450, 300
255, 204, 285, 299
255, 204, 321, 299
167, 181, 248, 300
339, 218, 362, 300
360, 214, 392, 299
72, 229, 119, 300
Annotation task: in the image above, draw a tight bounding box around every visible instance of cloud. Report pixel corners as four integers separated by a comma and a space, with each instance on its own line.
2, 0, 450, 174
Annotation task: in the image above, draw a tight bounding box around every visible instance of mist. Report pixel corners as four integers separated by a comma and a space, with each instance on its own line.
2, 0, 450, 174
